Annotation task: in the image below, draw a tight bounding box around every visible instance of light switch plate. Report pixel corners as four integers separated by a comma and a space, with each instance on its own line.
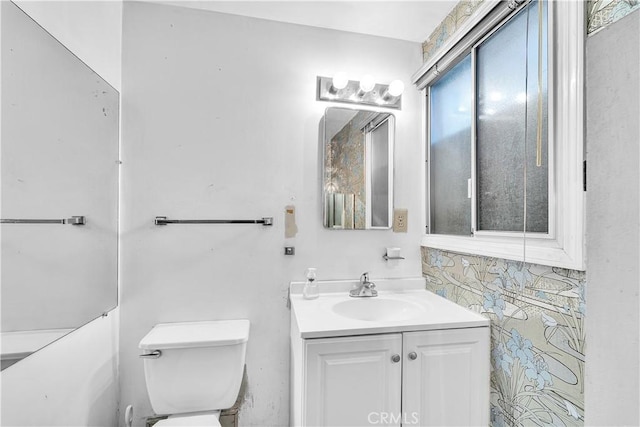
393, 209, 408, 233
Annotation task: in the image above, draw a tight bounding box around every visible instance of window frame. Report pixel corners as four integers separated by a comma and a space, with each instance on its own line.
414, 0, 585, 270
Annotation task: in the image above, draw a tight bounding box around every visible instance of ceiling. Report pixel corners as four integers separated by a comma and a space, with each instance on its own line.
152, 1, 457, 43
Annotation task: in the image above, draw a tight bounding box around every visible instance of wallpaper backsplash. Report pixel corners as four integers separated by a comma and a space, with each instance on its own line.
422, 0, 640, 62
421, 247, 586, 426
588, 0, 640, 34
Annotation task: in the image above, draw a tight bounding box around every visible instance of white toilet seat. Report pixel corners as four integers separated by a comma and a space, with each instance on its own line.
154, 411, 221, 427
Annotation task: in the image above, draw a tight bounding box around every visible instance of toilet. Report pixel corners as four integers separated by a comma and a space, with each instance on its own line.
138, 319, 250, 426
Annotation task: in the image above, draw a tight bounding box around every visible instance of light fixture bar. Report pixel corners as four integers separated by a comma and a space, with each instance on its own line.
317, 76, 402, 109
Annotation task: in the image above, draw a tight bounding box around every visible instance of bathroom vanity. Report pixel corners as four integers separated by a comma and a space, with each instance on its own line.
289, 277, 490, 426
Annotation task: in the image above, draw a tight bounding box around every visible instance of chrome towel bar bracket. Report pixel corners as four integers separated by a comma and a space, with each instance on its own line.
155, 216, 273, 226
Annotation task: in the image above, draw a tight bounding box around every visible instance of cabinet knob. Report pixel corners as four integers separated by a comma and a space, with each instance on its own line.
391, 354, 401, 363
408, 351, 418, 360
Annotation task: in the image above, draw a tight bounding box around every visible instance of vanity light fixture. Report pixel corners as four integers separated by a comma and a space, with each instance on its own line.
317, 74, 403, 109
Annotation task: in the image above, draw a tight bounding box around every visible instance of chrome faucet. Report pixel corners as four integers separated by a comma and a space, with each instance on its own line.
349, 272, 378, 297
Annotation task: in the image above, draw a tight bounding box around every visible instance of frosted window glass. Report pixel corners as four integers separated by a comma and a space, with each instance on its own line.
476, 1, 548, 232
430, 55, 472, 235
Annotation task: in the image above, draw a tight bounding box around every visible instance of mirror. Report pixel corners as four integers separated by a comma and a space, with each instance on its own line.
323, 107, 394, 229
1, 1, 119, 369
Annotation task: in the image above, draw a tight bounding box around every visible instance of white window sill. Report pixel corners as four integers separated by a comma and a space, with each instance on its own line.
421, 232, 585, 271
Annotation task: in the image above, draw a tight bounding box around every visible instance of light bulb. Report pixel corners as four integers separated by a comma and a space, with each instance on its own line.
332, 72, 349, 90
388, 80, 405, 97
359, 75, 376, 93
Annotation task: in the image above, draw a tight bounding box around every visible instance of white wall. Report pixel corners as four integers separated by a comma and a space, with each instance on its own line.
119, 3, 424, 425
0, 311, 119, 426
13, 0, 122, 91
585, 10, 640, 426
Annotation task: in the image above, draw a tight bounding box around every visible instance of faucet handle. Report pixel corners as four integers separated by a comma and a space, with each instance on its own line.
360, 272, 369, 283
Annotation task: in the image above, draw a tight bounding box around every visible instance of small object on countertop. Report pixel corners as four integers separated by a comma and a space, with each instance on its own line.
303, 268, 319, 300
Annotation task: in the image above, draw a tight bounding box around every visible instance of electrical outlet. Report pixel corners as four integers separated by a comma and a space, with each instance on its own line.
393, 209, 408, 233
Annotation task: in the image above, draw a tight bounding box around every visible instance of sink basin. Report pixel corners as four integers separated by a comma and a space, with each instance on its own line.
331, 297, 426, 322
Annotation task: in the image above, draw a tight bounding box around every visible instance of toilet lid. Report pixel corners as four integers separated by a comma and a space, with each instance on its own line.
154, 413, 221, 427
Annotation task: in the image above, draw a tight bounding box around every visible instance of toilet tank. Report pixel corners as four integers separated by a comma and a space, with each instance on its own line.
139, 319, 250, 415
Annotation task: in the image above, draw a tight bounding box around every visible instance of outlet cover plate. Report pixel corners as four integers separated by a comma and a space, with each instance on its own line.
393, 209, 408, 233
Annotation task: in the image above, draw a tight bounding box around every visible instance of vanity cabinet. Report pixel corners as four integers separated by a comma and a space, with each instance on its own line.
292, 327, 489, 426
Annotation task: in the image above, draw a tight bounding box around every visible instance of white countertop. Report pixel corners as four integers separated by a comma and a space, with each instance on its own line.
290, 277, 489, 339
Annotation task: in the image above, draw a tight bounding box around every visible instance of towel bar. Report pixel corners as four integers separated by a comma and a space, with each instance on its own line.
155, 216, 273, 226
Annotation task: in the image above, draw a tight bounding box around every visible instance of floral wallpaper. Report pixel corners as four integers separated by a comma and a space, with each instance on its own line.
422, 0, 484, 63
422, 0, 639, 62
421, 247, 586, 427
588, 0, 640, 34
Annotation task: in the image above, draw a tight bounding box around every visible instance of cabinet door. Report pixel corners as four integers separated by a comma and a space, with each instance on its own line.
305, 334, 402, 426
402, 327, 490, 426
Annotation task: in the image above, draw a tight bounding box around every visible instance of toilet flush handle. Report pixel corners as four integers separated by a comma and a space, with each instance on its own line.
139, 350, 162, 359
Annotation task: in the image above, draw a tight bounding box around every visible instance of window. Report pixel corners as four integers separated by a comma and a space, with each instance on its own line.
431, 1, 548, 235
414, 0, 585, 270
475, 1, 548, 234
430, 55, 472, 235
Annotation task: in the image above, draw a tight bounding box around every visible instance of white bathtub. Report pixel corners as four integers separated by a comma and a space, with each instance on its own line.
1, 328, 74, 370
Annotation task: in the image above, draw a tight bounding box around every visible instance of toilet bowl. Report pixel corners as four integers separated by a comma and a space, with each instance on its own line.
139, 319, 250, 426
